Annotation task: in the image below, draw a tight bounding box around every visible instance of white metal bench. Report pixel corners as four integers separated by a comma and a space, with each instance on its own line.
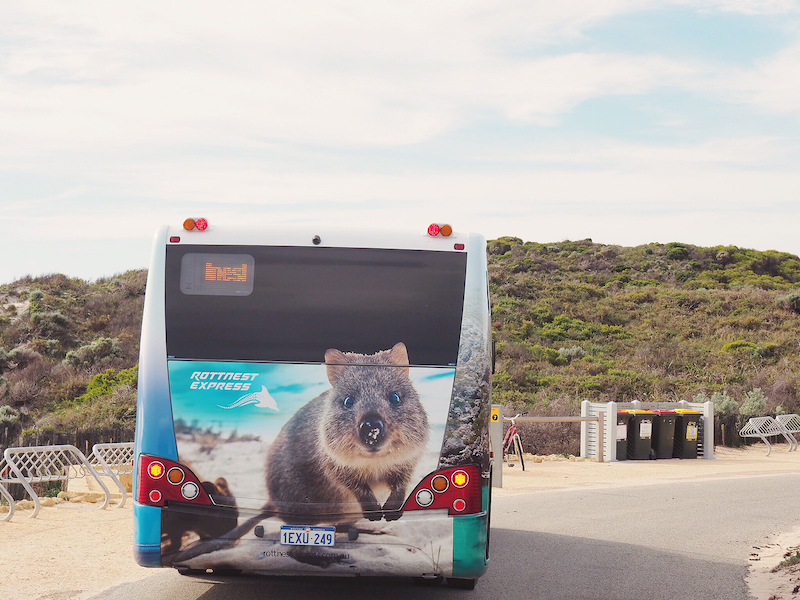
739, 416, 798, 455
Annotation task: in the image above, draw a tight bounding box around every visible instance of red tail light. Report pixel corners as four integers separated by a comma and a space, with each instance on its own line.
183, 218, 209, 231
137, 454, 212, 507
403, 465, 482, 516
427, 223, 453, 237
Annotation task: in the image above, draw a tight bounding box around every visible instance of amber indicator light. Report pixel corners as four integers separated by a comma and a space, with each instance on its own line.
167, 467, 185, 485
431, 474, 449, 493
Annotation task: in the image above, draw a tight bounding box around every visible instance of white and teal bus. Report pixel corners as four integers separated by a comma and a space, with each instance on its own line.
133, 220, 492, 588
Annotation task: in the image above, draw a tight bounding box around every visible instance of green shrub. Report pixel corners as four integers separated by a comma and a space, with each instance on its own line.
0, 404, 19, 426
73, 366, 138, 404
64, 337, 121, 368
29, 311, 69, 339
740, 388, 768, 416
779, 292, 800, 314
722, 340, 758, 353
710, 391, 739, 416
540, 315, 627, 341
558, 346, 587, 362
666, 245, 690, 260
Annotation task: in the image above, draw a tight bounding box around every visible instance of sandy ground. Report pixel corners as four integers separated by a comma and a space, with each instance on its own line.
1, 445, 799, 600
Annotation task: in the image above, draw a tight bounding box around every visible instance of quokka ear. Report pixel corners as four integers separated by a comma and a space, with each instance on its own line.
388, 342, 410, 376
325, 349, 348, 384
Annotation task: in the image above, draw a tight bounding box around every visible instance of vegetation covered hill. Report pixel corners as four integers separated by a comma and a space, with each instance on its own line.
0, 271, 146, 447
2, 238, 800, 452
489, 238, 800, 451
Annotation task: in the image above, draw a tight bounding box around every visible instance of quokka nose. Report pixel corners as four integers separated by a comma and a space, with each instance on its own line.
359, 415, 386, 447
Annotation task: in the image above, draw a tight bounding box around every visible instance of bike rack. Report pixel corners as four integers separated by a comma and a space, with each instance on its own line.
2, 445, 111, 518
776, 414, 800, 452
0, 442, 134, 521
0, 457, 17, 522
90, 442, 134, 508
739, 416, 798, 455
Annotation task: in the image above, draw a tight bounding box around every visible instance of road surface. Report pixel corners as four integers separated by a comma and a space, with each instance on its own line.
87, 472, 800, 599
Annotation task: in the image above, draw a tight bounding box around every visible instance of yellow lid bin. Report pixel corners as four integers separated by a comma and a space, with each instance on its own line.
674, 411, 702, 459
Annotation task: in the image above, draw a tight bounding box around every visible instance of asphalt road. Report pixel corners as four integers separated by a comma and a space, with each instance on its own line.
90, 473, 800, 600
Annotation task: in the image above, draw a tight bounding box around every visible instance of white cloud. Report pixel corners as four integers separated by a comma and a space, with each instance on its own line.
0, 0, 701, 156
721, 43, 800, 113
2, 0, 800, 282
687, 0, 798, 15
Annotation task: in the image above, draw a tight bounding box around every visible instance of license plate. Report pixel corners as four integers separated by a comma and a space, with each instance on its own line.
280, 526, 336, 547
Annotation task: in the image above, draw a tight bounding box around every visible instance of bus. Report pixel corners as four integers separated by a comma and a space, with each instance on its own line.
133, 220, 492, 589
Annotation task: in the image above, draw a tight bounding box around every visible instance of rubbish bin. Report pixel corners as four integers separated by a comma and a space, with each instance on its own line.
651, 410, 677, 459
615, 411, 632, 461
621, 410, 655, 460
673, 410, 701, 459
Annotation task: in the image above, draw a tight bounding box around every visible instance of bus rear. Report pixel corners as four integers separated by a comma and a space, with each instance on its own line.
133, 222, 492, 588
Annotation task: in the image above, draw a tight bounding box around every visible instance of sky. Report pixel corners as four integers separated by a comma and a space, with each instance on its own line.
2, 1, 800, 283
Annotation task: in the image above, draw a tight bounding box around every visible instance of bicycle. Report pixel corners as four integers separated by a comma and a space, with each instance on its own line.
502, 414, 526, 471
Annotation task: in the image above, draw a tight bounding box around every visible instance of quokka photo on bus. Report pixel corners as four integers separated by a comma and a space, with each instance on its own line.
133, 220, 493, 589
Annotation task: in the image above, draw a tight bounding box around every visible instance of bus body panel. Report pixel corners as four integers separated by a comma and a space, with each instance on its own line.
134, 226, 492, 581
452, 512, 489, 578
133, 503, 164, 567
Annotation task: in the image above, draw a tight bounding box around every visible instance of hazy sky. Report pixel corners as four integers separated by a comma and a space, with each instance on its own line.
2, 1, 799, 283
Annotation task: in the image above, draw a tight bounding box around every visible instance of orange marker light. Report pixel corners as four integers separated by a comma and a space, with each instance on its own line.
440, 225, 452, 237
148, 461, 165, 479
431, 475, 449, 493
183, 218, 196, 231
167, 467, 185, 485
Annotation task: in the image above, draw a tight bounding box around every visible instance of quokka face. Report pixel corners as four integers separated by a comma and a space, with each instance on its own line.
322, 343, 429, 466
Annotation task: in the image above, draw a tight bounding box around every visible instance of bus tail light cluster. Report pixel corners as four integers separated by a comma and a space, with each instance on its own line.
427, 223, 453, 237
403, 465, 482, 516
428, 223, 465, 250
183, 218, 209, 231
137, 454, 212, 507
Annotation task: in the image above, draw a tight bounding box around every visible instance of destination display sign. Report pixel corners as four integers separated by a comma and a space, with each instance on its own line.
180, 253, 255, 296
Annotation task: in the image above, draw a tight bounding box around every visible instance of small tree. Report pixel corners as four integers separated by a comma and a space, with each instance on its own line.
740, 388, 768, 417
